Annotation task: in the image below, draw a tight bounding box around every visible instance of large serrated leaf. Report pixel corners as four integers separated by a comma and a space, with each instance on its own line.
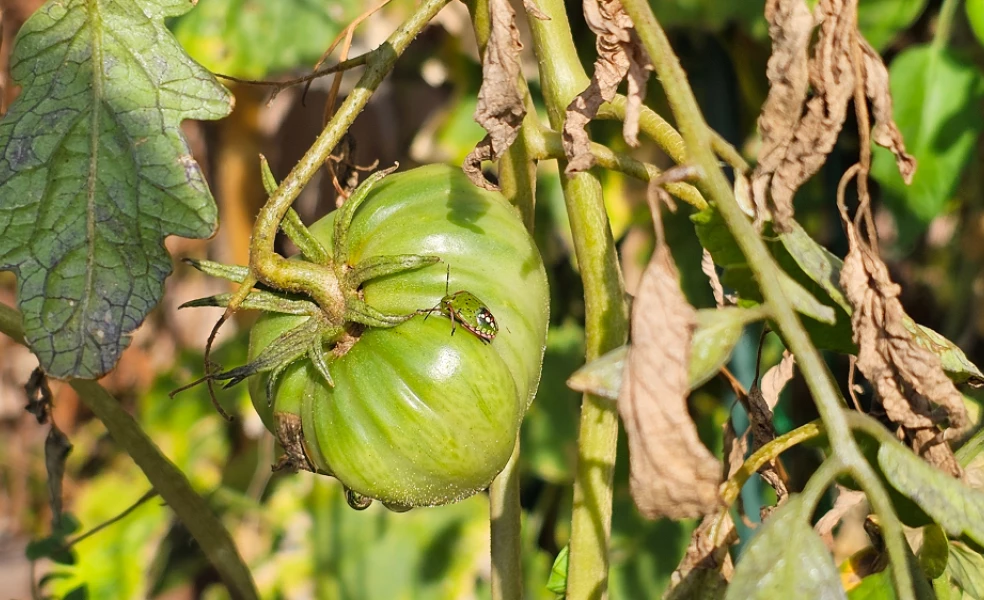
878, 442, 984, 547
726, 495, 846, 600
0, 0, 232, 378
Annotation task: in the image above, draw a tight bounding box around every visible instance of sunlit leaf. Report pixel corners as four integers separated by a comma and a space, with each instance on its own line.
871, 45, 984, 240
878, 442, 984, 546
726, 495, 845, 600
546, 545, 569, 595
0, 0, 232, 378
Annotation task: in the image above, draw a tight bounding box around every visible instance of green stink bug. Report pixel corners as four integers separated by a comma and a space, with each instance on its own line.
421, 266, 499, 343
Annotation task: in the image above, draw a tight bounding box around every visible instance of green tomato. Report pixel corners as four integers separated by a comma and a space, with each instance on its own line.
247, 165, 549, 507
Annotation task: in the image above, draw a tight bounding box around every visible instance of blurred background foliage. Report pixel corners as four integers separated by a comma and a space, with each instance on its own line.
3, 0, 984, 597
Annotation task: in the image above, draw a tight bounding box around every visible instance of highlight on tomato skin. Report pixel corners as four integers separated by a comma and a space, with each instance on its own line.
248, 164, 550, 508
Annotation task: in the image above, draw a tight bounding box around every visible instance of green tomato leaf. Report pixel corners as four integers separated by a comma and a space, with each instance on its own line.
170, 0, 356, 80
0, 0, 232, 378
565, 306, 766, 400
846, 570, 894, 600
870, 45, 984, 237
857, 0, 928, 51
726, 495, 845, 600
947, 541, 984, 599
777, 222, 984, 384
878, 442, 984, 546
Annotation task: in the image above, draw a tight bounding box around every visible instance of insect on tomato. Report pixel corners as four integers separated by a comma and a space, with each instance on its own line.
422, 266, 499, 343
243, 165, 550, 508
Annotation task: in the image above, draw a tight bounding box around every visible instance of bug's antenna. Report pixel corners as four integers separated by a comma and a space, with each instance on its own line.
445, 264, 450, 295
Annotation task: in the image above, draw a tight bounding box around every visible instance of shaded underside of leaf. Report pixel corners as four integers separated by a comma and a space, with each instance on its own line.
726, 495, 846, 600
619, 245, 722, 520
0, 0, 232, 378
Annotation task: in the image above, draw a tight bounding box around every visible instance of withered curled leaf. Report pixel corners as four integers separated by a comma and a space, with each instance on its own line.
839, 203, 966, 475
859, 39, 916, 183
463, 0, 527, 190
619, 240, 722, 520
563, 0, 650, 173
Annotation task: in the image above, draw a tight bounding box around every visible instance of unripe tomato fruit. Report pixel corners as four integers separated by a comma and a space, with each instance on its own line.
247, 165, 550, 507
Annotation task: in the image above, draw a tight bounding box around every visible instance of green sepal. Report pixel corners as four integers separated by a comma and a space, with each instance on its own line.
183, 258, 250, 283
333, 167, 397, 266
348, 254, 441, 286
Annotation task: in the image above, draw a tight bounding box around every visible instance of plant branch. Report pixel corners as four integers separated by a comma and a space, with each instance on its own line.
527, 126, 707, 210
720, 419, 824, 506
528, 1, 628, 598
618, 2, 914, 598
598, 95, 750, 173
933, 0, 960, 53
0, 301, 259, 599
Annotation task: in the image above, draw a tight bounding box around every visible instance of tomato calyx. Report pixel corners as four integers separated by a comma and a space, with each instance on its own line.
180, 166, 440, 402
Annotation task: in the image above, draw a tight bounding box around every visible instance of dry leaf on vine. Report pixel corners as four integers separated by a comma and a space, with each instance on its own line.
859, 39, 916, 181
839, 205, 966, 476
463, 0, 526, 190
563, 0, 650, 173
619, 194, 722, 519
752, 0, 912, 230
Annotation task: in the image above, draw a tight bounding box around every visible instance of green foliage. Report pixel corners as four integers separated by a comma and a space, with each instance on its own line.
857, 0, 929, 51
871, 45, 984, 244
170, 0, 359, 79
0, 0, 232, 378
878, 442, 984, 547
726, 496, 845, 600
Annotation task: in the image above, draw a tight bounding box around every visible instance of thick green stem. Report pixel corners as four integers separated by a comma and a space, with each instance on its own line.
529, 2, 628, 598
247, 0, 451, 315
619, 2, 913, 598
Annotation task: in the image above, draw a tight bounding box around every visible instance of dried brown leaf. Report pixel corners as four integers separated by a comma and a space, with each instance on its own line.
910, 428, 962, 478
761, 350, 796, 410
666, 512, 736, 599
563, 0, 650, 173
860, 39, 916, 183
619, 243, 722, 520
839, 206, 967, 473
746, 384, 788, 501
701, 249, 725, 308
463, 0, 527, 190
814, 487, 866, 547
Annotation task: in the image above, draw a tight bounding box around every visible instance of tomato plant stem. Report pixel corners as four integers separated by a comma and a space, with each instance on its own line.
529, 1, 629, 597
619, 2, 914, 598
